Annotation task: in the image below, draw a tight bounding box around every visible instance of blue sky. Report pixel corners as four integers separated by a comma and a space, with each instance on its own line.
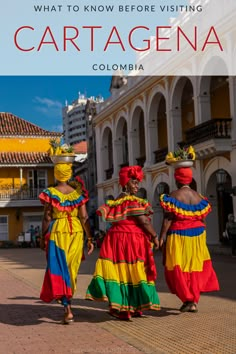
0, 76, 111, 132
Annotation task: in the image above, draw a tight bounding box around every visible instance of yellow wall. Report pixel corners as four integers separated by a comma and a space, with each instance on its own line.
158, 119, 167, 148
0, 167, 55, 187
0, 137, 52, 152
0, 206, 43, 242
211, 85, 230, 118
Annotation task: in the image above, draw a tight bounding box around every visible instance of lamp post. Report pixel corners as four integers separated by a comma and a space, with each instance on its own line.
216, 169, 227, 242
157, 182, 166, 195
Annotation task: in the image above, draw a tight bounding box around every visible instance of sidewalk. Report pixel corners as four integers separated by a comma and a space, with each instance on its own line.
0, 248, 235, 354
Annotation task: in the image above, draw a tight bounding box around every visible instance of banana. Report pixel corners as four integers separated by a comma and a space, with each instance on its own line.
55, 147, 61, 155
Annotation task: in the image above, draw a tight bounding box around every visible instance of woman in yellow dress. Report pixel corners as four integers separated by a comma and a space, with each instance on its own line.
39, 163, 94, 323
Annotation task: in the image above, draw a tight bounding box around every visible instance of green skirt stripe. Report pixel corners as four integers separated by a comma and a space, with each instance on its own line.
99, 257, 145, 264
86, 277, 160, 311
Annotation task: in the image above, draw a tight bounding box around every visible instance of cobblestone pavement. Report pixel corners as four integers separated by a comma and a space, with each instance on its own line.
0, 248, 235, 354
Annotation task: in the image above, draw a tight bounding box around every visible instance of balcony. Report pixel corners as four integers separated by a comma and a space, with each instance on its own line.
184, 118, 232, 144
154, 147, 168, 164
180, 118, 232, 159
120, 161, 129, 168
136, 156, 146, 167
0, 188, 44, 207
105, 167, 113, 180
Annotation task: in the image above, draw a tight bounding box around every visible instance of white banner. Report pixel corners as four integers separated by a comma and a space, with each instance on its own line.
0, 0, 235, 75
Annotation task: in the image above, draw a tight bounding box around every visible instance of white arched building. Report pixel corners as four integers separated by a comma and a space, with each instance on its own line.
93, 72, 236, 245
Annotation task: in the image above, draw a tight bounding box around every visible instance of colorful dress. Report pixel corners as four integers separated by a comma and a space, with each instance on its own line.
160, 194, 219, 304
39, 178, 88, 303
86, 195, 160, 319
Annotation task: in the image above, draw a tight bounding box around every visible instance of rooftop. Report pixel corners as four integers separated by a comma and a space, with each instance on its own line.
0, 112, 61, 137
0, 151, 53, 166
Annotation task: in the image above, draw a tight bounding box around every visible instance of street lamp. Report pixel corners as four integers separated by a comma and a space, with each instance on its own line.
216, 169, 227, 185
157, 182, 167, 195
216, 169, 236, 195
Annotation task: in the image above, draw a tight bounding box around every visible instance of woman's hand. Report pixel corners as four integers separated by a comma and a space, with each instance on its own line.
40, 237, 46, 251
153, 237, 159, 250
87, 239, 94, 255
159, 238, 165, 249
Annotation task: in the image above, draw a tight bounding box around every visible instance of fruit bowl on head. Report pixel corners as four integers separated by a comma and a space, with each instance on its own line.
50, 155, 76, 164
166, 159, 194, 168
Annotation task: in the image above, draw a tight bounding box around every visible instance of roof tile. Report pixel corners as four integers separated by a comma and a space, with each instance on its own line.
0, 112, 61, 137
0, 152, 53, 165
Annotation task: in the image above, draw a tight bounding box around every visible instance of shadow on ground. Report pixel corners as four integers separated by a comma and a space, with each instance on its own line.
1, 248, 236, 301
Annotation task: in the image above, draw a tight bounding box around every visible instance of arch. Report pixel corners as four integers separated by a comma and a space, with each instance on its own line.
130, 105, 146, 166
147, 85, 167, 116
170, 76, 195, 109
101, 126, 113, 180
200, 55, 229, 76
204, 157, 233, 245
115, 116, 129, 167
169, 77, 196, 147
147, 92, 168, 164
129, 99, 145, 120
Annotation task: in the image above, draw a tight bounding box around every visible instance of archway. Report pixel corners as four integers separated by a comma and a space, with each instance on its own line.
205, 169, 233, 244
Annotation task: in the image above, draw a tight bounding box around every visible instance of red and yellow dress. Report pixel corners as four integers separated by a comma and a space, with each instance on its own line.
86, 195, 160, 319
160, 194, 219, 304
39, 178, 88, 303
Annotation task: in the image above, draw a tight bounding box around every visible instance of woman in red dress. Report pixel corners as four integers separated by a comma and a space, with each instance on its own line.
86, 165, 160, 320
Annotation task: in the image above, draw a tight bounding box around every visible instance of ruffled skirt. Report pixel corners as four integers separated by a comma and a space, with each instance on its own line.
164, 226, 219, 303
86, 220, 160, 319
40, 219, 84, 303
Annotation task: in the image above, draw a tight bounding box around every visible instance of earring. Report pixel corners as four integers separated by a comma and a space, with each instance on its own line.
125, 186, 130, 195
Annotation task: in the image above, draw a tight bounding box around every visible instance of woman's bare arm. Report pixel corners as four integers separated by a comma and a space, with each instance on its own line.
42, 203, 52, 236
78, 204, 94, 255
135, 215, 159, 249
159, 212, 174, 247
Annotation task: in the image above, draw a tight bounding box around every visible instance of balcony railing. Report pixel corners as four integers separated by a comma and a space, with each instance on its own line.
0, 188, 44, 201
136, 156, 146, 167
120, 161, 129, 168
154, 147, 168, 164
105, 167, 114, 180
183, 118, 232, 145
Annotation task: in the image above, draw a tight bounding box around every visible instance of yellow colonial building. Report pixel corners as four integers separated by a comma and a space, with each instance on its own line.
0, 112, 61, 244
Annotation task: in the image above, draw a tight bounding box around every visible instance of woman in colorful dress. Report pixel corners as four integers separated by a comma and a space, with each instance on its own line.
86, 165, 160, 320
159, 167, 219, 313
39, 162, 94, 323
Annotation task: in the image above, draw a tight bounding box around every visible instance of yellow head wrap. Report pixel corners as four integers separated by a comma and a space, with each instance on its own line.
54, 163, 72, 182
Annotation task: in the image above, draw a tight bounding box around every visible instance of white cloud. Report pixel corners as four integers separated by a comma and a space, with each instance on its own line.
33, 96, 63, 117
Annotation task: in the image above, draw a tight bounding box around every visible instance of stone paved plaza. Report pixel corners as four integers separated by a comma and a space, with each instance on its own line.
0, 248, 235, 354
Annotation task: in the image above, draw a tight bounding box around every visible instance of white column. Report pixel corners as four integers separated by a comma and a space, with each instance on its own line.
169, 108, 182, 148
113, 139, 122, 177
145, 172, 152, 202
197, 94, 211, 123
95, 126, 103, 183
129, 130, 139, 165
20, 168, 23, 187
147, 121, 157, 165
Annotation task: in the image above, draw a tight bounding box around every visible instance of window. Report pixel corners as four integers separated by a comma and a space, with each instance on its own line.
0, 216, 8, 241
28, 169, 47, 190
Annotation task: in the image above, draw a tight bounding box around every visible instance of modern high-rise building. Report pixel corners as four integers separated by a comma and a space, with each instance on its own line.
62, 93, 103, 146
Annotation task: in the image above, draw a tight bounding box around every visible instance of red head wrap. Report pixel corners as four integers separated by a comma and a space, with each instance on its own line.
174, 167, 193, 185
119, 165, 144, 187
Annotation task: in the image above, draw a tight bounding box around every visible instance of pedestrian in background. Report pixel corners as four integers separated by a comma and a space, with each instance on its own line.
226, 214, 236, 257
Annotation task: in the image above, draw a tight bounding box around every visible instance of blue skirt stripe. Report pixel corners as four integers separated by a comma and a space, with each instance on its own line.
47, 240, 71, 288
162, 194, 209, 212
168, 227, 205, 237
